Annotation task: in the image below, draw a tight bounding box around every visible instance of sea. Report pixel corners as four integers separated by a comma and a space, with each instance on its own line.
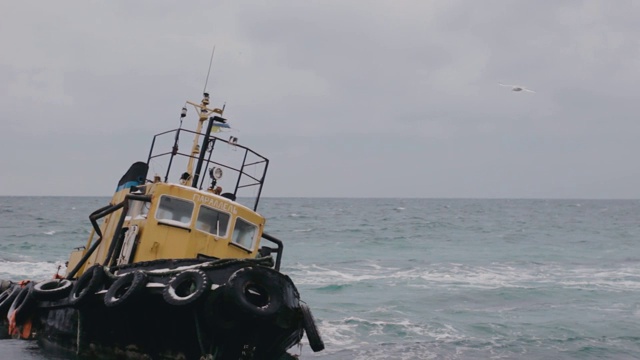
1, 196, 640, 359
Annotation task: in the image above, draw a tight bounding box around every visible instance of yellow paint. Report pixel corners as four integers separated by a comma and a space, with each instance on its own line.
131, 183, 265, 262
65, 249, 85, 277
68, 181, 266, 278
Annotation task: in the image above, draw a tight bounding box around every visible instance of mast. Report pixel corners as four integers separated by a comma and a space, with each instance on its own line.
184, 94, 224, 186
183, 45, 220, 186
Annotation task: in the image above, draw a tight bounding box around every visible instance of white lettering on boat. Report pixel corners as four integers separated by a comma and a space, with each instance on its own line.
192, 194, 238, 215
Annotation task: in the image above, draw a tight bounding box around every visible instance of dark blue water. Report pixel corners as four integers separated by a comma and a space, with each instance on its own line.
1, 197, 640, 359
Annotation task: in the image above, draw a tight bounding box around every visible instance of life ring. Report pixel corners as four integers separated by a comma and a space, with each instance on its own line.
162, 269, 210, 306
224, 266, 284, 318
69, 265, 106, 306
8, 284, 35, 325
104, 271, 148, 308
0, 285, 20, 317
33, 279, 73, 301
300, 302, 325, 352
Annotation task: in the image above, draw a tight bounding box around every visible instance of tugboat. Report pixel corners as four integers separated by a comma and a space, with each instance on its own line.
0, 92, 324, 359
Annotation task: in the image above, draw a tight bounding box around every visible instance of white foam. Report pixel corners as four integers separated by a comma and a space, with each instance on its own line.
0, 260, 67, 281
288, 263, 400, 286
289, 262, 640, 291
302, 316, 463, 359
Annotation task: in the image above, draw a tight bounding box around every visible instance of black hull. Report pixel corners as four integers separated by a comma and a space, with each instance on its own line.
0, 258, 322, 359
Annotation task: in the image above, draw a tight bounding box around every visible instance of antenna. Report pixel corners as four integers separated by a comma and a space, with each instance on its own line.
203, 45, 216, 94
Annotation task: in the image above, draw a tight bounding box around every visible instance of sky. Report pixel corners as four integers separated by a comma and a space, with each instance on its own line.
1, 1, 640, 198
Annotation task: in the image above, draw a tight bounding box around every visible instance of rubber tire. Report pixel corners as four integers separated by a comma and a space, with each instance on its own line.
33, 279, 73, 301
0, 285, 20, 317
225, 266, 284, 319
69, 265, 106, 306
104, 271, 148, 308
8, 284, 35, 325
162, 269, 209, 306
0, 280, 13, 293
300, 302, 324, 352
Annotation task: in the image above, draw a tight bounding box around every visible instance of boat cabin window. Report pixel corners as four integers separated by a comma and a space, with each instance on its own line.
126, 199, 150, 220
232, 218, 257, 250
196, 206, 231, 237
155, 196, 194, 226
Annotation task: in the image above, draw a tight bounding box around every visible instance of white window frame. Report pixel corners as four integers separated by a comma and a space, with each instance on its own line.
230, 217, 258, 251
154, 195, 194, 229
195, 205, 231, 238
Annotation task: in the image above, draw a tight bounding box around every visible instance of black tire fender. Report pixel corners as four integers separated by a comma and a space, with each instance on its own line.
300, 302, 325, 352
104, 271, 148, 307
0, 285, 20, 317
225, 266, 284, 318
8, 284, 35, 325
162, 269, 210, 306
33, 279, 73, 301
69, 265, 106, 306
0, 280, 13, 293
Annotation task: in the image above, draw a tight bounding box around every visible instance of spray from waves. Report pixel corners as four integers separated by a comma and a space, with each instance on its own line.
0, 260, 67, 281
287, 263, 401, 286
287, 262, 640, 291
9, 228, 87, 238
0, 251, 31, 262
306, 334, 634, 360
552, 267, 640, 291
305, 317, 462, 359
308, 316, 640, 360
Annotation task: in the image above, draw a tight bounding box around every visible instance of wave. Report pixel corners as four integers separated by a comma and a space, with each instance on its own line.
305, 310, 640, 359
0, 251, 30, 262
287, 262, 640, 292
0, 260, 67, 281
306, 316, 462, 357
288, 263, 401, 286
313, 284, 352, 292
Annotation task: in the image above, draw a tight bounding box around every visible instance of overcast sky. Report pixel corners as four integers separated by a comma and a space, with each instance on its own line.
1, 1, 640, 198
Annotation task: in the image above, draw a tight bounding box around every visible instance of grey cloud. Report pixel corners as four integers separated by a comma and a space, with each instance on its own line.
1, 1, 639, 198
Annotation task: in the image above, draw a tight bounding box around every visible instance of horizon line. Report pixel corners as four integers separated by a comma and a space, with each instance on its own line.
0, 195, 639, 201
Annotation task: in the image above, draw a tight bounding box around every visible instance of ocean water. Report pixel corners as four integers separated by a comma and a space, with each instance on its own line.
1, 196, 640, 359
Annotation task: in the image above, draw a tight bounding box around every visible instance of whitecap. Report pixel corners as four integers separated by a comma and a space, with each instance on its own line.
0, 260, 67, 281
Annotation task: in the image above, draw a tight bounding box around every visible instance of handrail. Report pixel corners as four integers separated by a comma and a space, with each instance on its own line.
261, 232, 284, 271
105, 194, 152, 267
146, 127, 269, 211
66, 194, 151, 279
65, 202, 123, 279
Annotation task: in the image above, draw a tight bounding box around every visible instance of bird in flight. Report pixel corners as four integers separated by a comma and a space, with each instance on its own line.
498, 83, 535, 93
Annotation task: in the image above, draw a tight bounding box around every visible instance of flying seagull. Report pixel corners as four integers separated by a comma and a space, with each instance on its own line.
499, 83, 535, 93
